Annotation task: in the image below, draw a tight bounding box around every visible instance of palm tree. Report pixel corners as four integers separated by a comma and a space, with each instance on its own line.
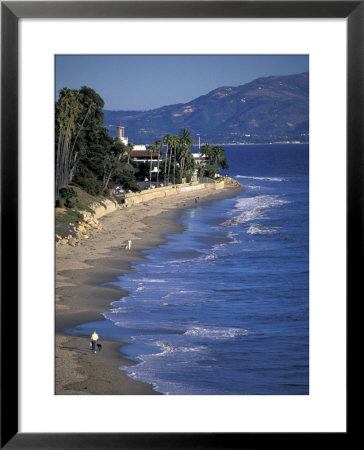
179, 128, 194, 149
200, 143, 212, 160
155, 139, 163, 187
55, 88, 82, 197
183, 152, 197, 182
171, 136, 179, 185
163, 134, 173, 185
177, 140, 190, 183
199, 144, 228, 178
125, 142, 134, 164
147, 144, 156, 187
178, 128, 194, 182
202, 145, 228, 169
212, 146, 229, 170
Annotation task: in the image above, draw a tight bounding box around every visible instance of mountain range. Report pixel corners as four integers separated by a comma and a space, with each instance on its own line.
103, 72, 309, 145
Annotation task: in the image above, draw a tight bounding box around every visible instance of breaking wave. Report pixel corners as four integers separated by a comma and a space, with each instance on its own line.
235, 175, 287, 182
184, 325, 250, 339
153, 341, 207, 356
247, 224, 280, 235
221, 195, 289, 227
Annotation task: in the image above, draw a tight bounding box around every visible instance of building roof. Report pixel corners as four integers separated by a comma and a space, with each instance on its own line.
131, 151, 160, 159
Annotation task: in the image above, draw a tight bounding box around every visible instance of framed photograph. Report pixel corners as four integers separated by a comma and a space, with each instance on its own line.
1, 1, 356, 448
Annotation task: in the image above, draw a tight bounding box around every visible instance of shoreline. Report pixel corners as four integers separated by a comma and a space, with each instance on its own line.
56, 184, 241, 395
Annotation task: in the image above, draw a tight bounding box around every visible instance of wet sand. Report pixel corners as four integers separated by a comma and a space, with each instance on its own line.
56, 184, 241, 394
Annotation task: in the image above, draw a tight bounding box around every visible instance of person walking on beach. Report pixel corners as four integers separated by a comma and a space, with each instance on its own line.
127, 239, 132, 250
90, 331, 99, 353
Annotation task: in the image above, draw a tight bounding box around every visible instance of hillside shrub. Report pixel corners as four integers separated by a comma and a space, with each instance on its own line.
59, 186, 77, 200
74, 176, 103, 196
64, 198, 76, 208
73, 200, 95, 215
55, 209, 83, 225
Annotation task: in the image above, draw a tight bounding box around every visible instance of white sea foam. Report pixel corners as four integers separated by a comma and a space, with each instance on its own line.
104, 306, 128, 316
168, 258, 196, 265
236, 175, 286, 182
110, 298, 127, 308
200, 253, 218, 261
140, 278, 167, 283
221, 195, 289, 227
227, 231, 243, 244
155, 341, 176, 354
184, 326, 250, 339
151, 341, 207, 357
233, 194, 288, 211
244, 184, 261, 191
247, 224, 280, 235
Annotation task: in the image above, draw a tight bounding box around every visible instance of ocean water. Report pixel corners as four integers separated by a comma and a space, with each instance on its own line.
70, 144, 309, 395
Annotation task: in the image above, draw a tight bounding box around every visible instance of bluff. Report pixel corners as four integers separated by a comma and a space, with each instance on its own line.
103, 72, 309, 144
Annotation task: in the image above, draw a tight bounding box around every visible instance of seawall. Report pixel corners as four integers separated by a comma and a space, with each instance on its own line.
125, 182, 210, 206
56, 177, 240, 247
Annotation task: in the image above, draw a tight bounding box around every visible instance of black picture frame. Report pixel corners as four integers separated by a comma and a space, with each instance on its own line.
1, 1, 356, 448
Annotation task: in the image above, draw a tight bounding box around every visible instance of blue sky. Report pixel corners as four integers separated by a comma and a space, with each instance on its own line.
55, 55, 308, 111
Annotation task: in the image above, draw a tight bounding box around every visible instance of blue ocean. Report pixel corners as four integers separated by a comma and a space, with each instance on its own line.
71, 144, 309, 395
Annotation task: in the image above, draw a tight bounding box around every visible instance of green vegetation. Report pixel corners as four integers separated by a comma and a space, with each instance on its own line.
55, 184, 105, 238
55, 86, 229, 209
160, 131, 229, 185
55, 86, 140, 202
55, 209, 83, 225
56, 185, 95, 214
197, 144, 229, 179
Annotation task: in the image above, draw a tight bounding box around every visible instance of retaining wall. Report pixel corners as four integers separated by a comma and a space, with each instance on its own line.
125, 182, 217, 206
90, 199, 118, 219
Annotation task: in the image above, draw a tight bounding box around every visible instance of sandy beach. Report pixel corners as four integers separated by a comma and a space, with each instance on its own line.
56, 184, 241, 395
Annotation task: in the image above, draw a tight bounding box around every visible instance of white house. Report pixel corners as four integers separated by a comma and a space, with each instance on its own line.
191, 153, 208, 164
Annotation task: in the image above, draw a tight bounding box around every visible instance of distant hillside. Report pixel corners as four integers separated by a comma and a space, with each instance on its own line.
104, 72, 309, 144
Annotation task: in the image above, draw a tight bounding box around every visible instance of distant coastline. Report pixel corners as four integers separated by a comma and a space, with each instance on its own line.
124, 141, 310, 149
203, 141, 309, 146
103, 72, 308, 145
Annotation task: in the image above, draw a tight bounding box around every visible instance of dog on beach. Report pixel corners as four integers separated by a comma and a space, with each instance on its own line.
97, 343, 102, 351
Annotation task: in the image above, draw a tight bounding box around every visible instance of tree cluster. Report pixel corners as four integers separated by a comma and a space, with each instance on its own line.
160, 128, 196, 186
56, 87, 229, 203
197, 144, 229, 178
55, 86, 138, 201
